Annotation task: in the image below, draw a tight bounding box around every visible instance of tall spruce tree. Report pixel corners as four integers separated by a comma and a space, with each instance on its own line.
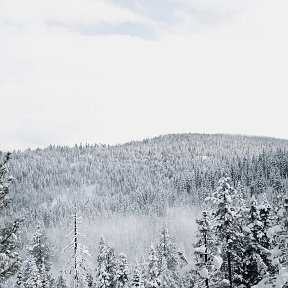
241, 196, 269, 287
193, 211, 222, 288
0, 152, 21, 285
130, 264, 144, 288
96, 237, 117, 288
28, 226, 53, 287
116, 253, 129, 288
268, 195, 288, 287
56, 271, 69, 288
145, 244, 160, 288
206, 177, 239, 288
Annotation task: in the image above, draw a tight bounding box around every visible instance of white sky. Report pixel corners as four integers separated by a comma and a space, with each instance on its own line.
0, 0, 288, 151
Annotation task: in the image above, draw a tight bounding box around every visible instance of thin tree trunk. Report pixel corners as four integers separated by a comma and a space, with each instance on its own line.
227, 251, 232, 288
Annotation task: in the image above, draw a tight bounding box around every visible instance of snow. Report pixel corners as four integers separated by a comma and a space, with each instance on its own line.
276, 268, 288, 288
213, 255, 223, 270
199, 267, 209, 279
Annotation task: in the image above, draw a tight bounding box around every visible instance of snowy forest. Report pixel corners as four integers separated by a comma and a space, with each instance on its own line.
1, 133, 288, 288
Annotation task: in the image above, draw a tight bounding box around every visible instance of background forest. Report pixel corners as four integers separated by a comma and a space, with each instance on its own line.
1, 133, 288, 287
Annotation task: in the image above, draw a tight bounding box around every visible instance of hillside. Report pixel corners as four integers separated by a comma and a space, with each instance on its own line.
6, 133, 288, 228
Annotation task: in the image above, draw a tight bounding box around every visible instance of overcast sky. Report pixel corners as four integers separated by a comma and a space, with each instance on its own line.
0, 0, 287, 151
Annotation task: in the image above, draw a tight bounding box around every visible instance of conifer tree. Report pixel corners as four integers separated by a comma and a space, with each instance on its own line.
145, 244, 160, 288
96, 237, 117, 288
21, 258, 41, 288
241, 196, 269, 287
156, 225, 178, 272
193, 211, 222, 288
28, 226, 53, 287
56, 272, 69, 288
14, 270, 23, 288
268, 195, 288, 287
155, 225, 180, 287
130, 264, 143, 288
0, 152, 21, 284
116, 253, 129, 288
65, 192, 91, 288
206, 177, 239, 288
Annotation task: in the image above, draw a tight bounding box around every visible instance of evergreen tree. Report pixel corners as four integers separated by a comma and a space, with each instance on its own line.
14, 270, 23, 288
156, 225, 178, 272
268, 195, 288, 287
130, 264, 143, 288
0, 152, 21, 284
241, 196, 269, 287
145, 244, 160, 288
206, 177, 239, 288
56, 272, 68, 288
64, 192, 91, 288
20, 258, 41, 288
28, 226, 53, 287
193, 211, 222, 288
96, 237, 116, 288
86, 272, 94, 288
116, 253, 129, 288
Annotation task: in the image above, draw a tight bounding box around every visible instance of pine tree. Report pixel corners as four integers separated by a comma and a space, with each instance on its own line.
193, 211, 222, 288
86, 272, 94, 288
0, 152, 21, 284
20, 258, 41, 288
14, 270, 23, 288
28, 226, 53, 287
130, 264, 143, 288
96, 237, 116, 288
156, 225, 178, 272
268, 195, 288, 287
56, 272, 68, 288
145, 244, 160, 288
64, 192, 91, 288
241, 196, 269, 287
116, 253, 129, 288
206, 177, 239, 288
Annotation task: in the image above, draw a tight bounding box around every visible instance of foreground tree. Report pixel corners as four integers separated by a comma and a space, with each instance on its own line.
193, 211, 222, 288
206, 177, 240, 287
96, 237, 117, 288
116, 253, 129, 288
28, 226, 53, 287
145, 244, 161, 288
0, 152, 21, 284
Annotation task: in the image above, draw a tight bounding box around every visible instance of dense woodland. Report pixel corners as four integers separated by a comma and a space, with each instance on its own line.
1, 134, 288, 287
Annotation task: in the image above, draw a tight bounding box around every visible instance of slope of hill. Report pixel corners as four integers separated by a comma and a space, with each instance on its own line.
6, 133, 288, 229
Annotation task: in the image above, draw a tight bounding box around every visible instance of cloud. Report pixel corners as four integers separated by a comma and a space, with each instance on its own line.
0, 0, 160, 38
0, 0, 288, 150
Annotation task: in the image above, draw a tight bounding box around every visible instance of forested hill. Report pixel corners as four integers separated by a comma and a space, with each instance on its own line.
6, 133, 288, 227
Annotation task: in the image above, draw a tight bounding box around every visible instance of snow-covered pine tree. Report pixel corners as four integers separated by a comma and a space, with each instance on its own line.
156, 225, 178, 272
0, 152, 21, 285
21, 258, 41, 288
193, 210, 222, 288
206, 177, 239, 288
155, 225, 180, 287
56, 271, 69, 288
116, 253, 129, 288
267, 195, 288, 287
96, 237, 116, 288
240, 196, 269, 287
64, 191, 91, 288
14, 270, 23, 288
258, 197, 274, 275
28, 226, 53, 287
130, 263, 144, 288
145, 243, 160, 288
159, 257, 176, 288
86, 272, 94, 288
